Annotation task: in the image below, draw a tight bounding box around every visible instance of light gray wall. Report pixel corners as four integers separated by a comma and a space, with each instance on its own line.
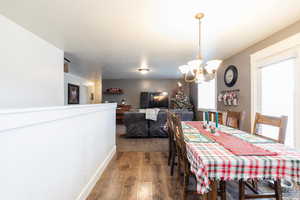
102, 79, 189, 108
217, 20, 300, 132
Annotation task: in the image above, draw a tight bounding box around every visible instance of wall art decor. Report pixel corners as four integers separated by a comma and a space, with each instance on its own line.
68, 84, 80, 104
218, 89, 240, 106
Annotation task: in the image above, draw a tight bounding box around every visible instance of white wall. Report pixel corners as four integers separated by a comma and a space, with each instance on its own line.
0, 14, 64, 108
64, 73, 91, 105
0, 103, 116, 200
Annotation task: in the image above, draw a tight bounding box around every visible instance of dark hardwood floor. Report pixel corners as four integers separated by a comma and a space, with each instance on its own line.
87, 125, 300, 200
87, 152, 182, 200
116, 125, 169, 152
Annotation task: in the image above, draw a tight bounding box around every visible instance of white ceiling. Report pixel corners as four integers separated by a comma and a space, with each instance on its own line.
1, 0, 300, 79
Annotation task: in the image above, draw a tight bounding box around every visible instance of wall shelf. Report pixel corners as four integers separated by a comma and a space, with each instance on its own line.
103, 92, 124, 95
104, 88, 124, 95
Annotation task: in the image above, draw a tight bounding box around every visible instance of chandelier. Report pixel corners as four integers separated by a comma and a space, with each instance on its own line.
179, 13, 222, 83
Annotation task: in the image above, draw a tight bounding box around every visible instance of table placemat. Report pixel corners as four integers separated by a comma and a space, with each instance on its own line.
184, 133, 215, 143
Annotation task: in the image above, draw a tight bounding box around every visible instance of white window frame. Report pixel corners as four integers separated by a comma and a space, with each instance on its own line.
251, 33, 300, 148
197, 77, 217, 111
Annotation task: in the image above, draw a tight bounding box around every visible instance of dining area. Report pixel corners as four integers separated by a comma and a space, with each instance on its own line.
166, 110, 300, 200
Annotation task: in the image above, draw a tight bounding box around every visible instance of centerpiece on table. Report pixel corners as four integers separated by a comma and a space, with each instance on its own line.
202, 111, 220, 135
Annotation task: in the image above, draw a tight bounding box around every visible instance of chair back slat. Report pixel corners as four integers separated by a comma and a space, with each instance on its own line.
226, 111, 246, 130
256, 114, 282, 127
167, 111, 174, 139
210, 111, 225, 125
253, 112, 288, 144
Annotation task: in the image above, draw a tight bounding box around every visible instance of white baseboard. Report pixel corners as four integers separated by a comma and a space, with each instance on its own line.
76, 145, 116, 200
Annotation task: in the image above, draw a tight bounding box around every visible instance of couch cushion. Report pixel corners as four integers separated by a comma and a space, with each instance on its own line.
124, 112, 148, 137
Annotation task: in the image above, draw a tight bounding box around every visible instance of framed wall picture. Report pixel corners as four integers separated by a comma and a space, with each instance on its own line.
68, 84, 80, 104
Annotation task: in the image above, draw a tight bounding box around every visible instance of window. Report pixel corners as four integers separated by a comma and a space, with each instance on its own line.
251, 33, 300, 148
258, 58, 295, 147
198, 79, 216, 110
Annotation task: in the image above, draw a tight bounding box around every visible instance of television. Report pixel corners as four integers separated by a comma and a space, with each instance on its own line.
140, 92, 169, 108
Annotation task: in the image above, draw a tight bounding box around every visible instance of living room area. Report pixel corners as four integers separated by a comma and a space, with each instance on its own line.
102, 79, 194, 152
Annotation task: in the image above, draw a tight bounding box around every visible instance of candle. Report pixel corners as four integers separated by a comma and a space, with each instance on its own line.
206, 112, 209, 123
203, 112, 205, 122
211, 113, 214, 123
216, 112, 219, 128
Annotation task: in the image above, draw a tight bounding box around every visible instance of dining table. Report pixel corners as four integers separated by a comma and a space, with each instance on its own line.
181, 121, 300, 199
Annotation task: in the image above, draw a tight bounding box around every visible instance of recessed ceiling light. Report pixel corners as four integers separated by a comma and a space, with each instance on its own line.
137, 67, 150, 74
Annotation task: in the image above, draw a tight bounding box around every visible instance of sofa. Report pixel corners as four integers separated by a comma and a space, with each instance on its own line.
124, 110, 193, 138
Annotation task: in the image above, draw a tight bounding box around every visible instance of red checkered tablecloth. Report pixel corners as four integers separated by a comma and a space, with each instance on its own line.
182, 121, 300, 194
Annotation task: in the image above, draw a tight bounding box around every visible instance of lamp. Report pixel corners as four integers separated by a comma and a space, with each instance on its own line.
179, 13, 222, 83
137, 67, 150, 74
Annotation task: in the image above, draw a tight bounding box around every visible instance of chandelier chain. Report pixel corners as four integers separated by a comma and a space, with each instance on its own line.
198, 19, 202, 60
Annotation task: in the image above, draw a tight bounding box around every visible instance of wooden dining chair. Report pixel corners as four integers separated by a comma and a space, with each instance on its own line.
252, 112, 288, 144
167, 111, 177, 176
209, 111, 225, 125
225, 111, 246, 130
171, 113, 226, 200
172, 113, 202, 199
239, 112, 288, 200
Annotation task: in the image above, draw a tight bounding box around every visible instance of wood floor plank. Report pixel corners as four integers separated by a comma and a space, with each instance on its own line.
137, 182, 153, 200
